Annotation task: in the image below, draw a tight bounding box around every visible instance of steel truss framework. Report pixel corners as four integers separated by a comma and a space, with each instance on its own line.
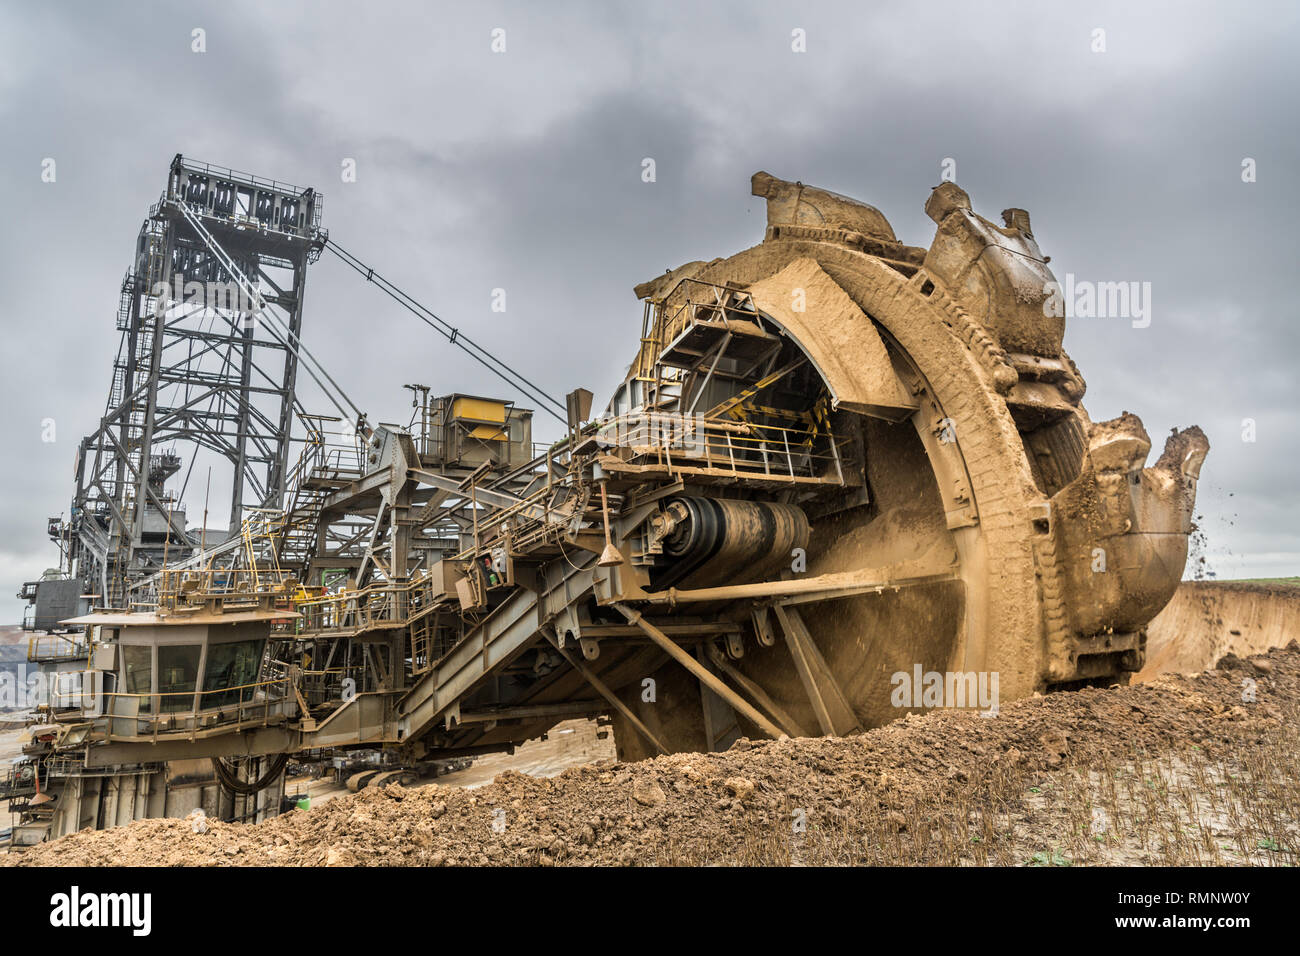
68, 155, 326, 607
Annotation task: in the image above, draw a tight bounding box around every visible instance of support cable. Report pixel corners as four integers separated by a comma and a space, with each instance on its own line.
171, 202, 367, 433
324, 239, 568, 423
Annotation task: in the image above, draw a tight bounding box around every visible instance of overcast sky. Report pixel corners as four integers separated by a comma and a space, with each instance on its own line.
1, 0, 1297, 622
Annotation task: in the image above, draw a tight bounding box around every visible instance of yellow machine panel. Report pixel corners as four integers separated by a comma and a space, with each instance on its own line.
451, 396, 507, 424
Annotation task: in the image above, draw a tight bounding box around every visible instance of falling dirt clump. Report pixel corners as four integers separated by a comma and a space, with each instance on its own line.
9, 642, 1299, 868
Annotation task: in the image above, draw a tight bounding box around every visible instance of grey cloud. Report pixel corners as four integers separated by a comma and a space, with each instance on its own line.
1, 0, 1296, 619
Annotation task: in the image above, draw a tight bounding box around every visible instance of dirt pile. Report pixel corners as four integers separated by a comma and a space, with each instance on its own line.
10, 641, 1297, 867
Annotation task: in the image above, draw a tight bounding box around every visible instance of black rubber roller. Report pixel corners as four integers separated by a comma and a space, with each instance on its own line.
650, 497, 809, 591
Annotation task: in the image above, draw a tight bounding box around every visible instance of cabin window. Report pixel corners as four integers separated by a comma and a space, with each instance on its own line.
122, 645, 152, 714
158, 644, 201, 713
201, 639, 265, 709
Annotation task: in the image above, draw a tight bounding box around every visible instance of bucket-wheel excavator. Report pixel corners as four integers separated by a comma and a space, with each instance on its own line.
6, 160, 1206, 842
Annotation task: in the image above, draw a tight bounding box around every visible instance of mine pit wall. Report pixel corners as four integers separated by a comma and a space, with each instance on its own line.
1136, 581, 1300, 681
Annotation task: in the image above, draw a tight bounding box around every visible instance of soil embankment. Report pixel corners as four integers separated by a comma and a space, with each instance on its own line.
1139, 580, 1300, 681
10, 643, 1296, 867
7, 581, 1298, 867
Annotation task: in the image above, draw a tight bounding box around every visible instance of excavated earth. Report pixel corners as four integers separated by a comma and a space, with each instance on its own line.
8, 639, 1298, 867
1139, 580, 1300, 680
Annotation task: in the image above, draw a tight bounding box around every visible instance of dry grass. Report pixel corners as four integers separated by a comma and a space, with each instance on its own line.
652, 721, 1299, 867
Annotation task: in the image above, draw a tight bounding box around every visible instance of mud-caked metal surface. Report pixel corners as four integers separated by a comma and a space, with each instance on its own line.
607, 171, 1207, 757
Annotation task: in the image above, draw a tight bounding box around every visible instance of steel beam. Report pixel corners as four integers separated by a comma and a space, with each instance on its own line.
771, 604, 860, 737
612, 603, 787, 741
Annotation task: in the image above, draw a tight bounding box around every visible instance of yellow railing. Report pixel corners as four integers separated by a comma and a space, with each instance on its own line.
27, 634, 90, 663
294, 572, 443, 634
63, 676, 298, 739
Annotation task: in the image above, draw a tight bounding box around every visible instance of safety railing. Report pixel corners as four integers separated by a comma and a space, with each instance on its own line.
297, 665, 363, 708
0, 765, 36, 799
173, 157, 310, 199
467, 472, 580, 559
87, 678, 298, 740
294, 572, 444, 636
41, 757, 92, 779
635, 277, 765, 379
129, 508, 301, 614
143, 565, 299, 615
27, 634, 91, 663
596, 412, 846, 483
284, 428, 364, 491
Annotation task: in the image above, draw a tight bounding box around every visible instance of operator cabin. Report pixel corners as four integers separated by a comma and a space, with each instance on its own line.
58, 606, 292, 729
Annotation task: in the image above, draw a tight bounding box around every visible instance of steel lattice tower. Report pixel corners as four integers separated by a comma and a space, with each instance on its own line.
67, 155, 326, 608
